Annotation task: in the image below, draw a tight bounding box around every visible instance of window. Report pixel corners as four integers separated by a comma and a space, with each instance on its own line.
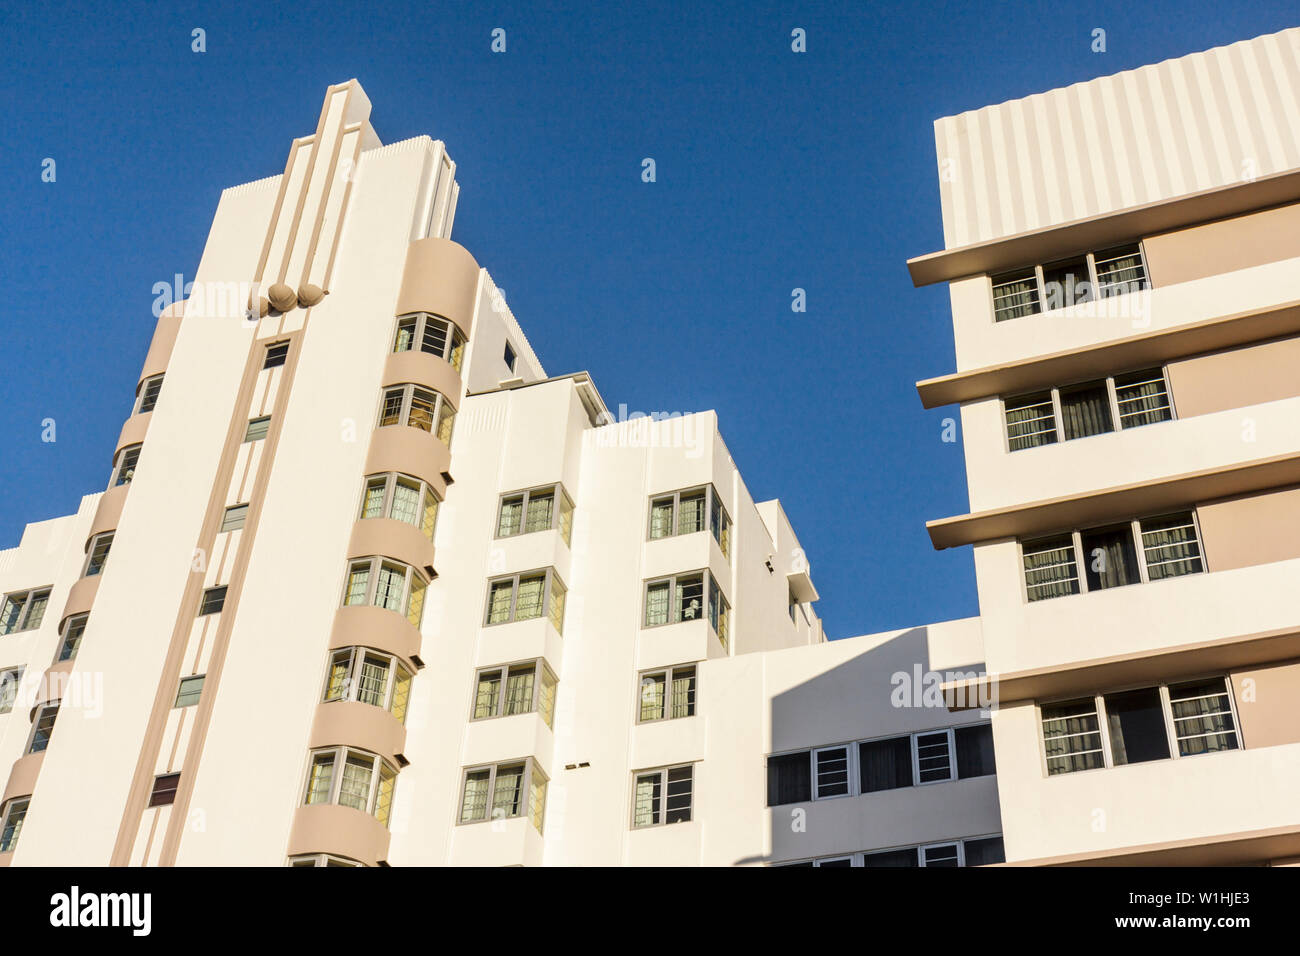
1021, 511, 1204, 602
1, 587, 51, 635
992, 243, 1149, 322
84, 533, 113, 577
483, 569, 566, 633
858, 736, 913, 793
504, 342, 517, 371
55, 615, 88, 663
0, 798, 29, 853
814, 746, 851, 798
767, 752, 812, 806
1003, 368, 1172, 451
136, 374, 164, 414
632, 764, 693, 827
708, 575, 731, 649
174, 675, 205, 708
287, 853, 364, 867
954, 724, 997, 778
496, 485, 574, 545
392, 312, 467, 371
963, 836, 1007, 866
920, 842, 962, 867
1041, 677, 1239, 775
244, 416, 271, 442
647, 486, 731, 558
149, 773, 181, 807
0, 667, 24, 715
459, 759, 547, 832
472, 660, 557, 726
264, 342, 290, 369
789, 835, 1003, 868
343, 557, 428, 628
198, 586, 228, 616
377, 384, 455, 446
323, 648, 413, 723
359, 473, 441, 542
112, 444, 142, 486
302, 747, 398, 827
914, 730, 955, 783
638, 664, 696, 722
220, 504, 249, 532
28, 703, 59, 754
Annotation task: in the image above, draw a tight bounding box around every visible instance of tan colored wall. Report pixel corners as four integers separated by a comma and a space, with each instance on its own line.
1232, 659, 1300, 749
1145, 201, 1300, 287
1166, 335, 1300, 419
1197, 486, 1300, 572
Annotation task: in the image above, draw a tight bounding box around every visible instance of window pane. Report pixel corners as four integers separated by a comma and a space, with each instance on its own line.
378, 388, 404, 427
344, 565, 370, 606
406, 575, 426, 628
633, 773, 661, 827
324, 650, 352, 701
0, 800, 28, 853
963, 836, 1006, 866
644, 581, 670, 627
1140, 513, 1204, 581
639, 672, 666, 722
487, 580, 514, 624
1114, 369, 1172, 429
859, 736, 912, 792
504, 666, 535, 716
538, 669, 557, 728
436, 401, 455, 446
461, 770, 490, 822
58, 616, 87, 662
244, 416, 270, 442
767, 752, 812, 806
139, 376, 164, 413
448, 330, 466, 372
670, 667, 696, 719
514, 575, 545, 620
174, 675, 205, 708
220, 504, 248, 533
1093, 244, 1149, 295
529, 773, 547, 832
306, 753, 335, 804
29, 706, 58, 753
22, 591, 48, 631
675, 575, 704, 623
1168, 679, 1238, 756
389, 480, 421, 526
1042, 699, 1104, 775
338, 754, 373, 811
664, 766, 693, 823
357, 655, 389, 707
1058, 383, 1113, 440
557, 494, 574, 546
548, 577, 565, 634
1081, 525, 1141, 591
815, 747, 850, 797
390, 668, 411, 723
1005, 392, 1057, 451
498, 496, 524, 536
361, 478, 386, 519
864, 848, 919, 867
1022, 535, 1079, 602
1041, 257, 1092, 309
420, 316, 448, 357
492, 765, 525, 818
421, 488, 439, 541
649, 498, 674, 539
677, 492, 706, 534
915, 731, 953, 783
922, 843, 961, 867
1105, 687, 1170, 766
393, 316, 417, 353
955, 724, 996, 779
0, 598, 21, 635
474, 671, 502, 718
0, 670, 21, 714
992, 270, 1040, 322
374, 765, 396, 827
408, 389, 436, 432
373, 565, 405, 612
524, 491, 554, 533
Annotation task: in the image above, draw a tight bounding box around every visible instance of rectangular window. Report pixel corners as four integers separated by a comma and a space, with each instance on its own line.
220, 504, 249, 532
341, 558, 427, 628
1022, 512, 1203, 601
112, 445, 142, 487
814, 746, 850, 798
1058, 382, 1112, 440
459, 759, 546, 832
1004, 368, 1173, 451
56, 615, 87, 663
392, 313, 466, 371
638, 664, 696, 722
642, 571, 720, 629
137, 374, 164, 414
864, 848, 921, 868
921, 842, 962, 867
302, 747, 398, 827
149, 773, 182, 807
0, 588, 51, 635
0, 668, 23, 715
244, 416, 271, 442
954, 724, 997, 778
1113, 369, 1173, 429
198, 586, 228, 616
993, 244, 1148, 324
1041, 678, 1238, 775
646, 486, 731, 558
1003, 392, 1057, 451
359, 473, 441, 541
264, 342, 290, 369
496, 485, 573, 542
483, 569, 565, 632
991, 269, 1041, 322
632, 764, 693, 827
1092, 244, 1149, 296
0, 798, 30, 853
1041, 257, 1093, 310
913, 730, 955, 784
84, 534, 114, 578
28, 703, 59, 754
963, 836, 1006, 866
471, 660, 556, 727
858, 736, 913, 793
767, 751, 812, 806
377, 384, 456, 446
174, 675, 205, 708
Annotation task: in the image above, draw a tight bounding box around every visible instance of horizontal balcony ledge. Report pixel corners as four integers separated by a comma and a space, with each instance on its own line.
906, 167, 1300, 288
927, 450, 1300, 549
916, 297, 1300, 408
1008, 822, 1300, 868
943, 623, 1300, 711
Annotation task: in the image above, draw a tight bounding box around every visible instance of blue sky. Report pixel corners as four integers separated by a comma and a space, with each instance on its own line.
1, 1, 1295, 638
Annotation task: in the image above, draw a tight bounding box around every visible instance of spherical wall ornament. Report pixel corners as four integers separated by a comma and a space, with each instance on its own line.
267, 282, 296, 312
298, 284, 324, 308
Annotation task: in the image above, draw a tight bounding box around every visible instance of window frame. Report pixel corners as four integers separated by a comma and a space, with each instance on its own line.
1002, 366, 1175, 453
149, 772, 182, 807
630, 762, 695, 828
778, 834, 1004, 868
263, 341, 290, 369
990, 241, 1150, 324
243, 416, 271, 443
27, 702, 60, 755
220, 503, 249, 533
341, 556, 429, 628
174, 674, 206, 708
135, 374, 164, 415
1019, 509, 1206, 603
482, 567, 567, 633
111, 443, 143, 487
469, 659, 558, 726
641, 569, 726, 631
358, 472, 442, 542
198, 585, 228, 616
1037, 675, 1242, 777
82, 533, 114, 578
0, 587, 52, 635
322, 646, 414, 723
636, 663, 698, 723
376, 383, 456, 447
301, 746, 398, 827
0, 797, 30, 853
390, 312, 467, 372
912, 728, 957, 786
494, 483, 575, 546
0, 667, 24, 715
457, 757, 547, 832
54, 614, 88, 664
646, 485, 732, 559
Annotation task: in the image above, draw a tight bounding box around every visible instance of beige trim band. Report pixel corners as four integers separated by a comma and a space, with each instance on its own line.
346, 519, 436, 577
286, 803, 391, 866
1, 753, 43, 805
329, 606, 424, 671
309, 701, 407, 767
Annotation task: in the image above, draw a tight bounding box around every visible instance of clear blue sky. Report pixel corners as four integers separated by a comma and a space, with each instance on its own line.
1, 1, 1295, 638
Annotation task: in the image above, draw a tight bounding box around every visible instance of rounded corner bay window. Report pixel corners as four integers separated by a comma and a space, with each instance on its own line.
343, 557, 428, 628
